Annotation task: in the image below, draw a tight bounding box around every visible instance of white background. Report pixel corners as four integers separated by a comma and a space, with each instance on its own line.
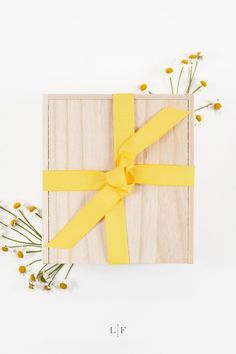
0, 0, 235, 353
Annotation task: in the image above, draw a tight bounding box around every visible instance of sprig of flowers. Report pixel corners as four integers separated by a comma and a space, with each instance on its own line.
0, 202, 75, 291
138, 52, 222, 124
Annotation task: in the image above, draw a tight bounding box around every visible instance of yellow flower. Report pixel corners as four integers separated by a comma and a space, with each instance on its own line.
17, 250, 24, 259
213, 102, 222, 110
139, 83, 147, 91
59, 282, 68, 290
13, 202, 21, 209
195, 115, 202, 122
189, 54, 198, 59
19, 265, 26, 274
1, 246, 9, 252
39, 275, 47, 283
181, 59, 188, 65
27, 205, 37, 213
43, 285, 51, 291
30, 274, 36, 282
200, 80, 207, 87
10, 219, 17, 227
197, 52, 203, 59
165, 67, 174, 74
28, 282, 34, 289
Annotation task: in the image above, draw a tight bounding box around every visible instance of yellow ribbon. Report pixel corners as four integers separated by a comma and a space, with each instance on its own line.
43, 94, 194, 264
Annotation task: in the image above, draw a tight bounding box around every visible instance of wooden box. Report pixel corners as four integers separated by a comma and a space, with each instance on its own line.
43, 94, 194, 264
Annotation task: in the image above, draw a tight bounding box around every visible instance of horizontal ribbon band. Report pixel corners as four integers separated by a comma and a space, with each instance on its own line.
43, 94, 194, 264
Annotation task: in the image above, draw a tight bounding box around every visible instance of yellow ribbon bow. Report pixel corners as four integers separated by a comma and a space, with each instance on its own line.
43, 94, 194, 264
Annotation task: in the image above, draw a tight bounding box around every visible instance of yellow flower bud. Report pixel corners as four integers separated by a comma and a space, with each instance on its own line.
165, 67, 174, 74
27, 205, 37, 212
139, 83, 147, 91
213, 102, 222, 110
13, 202, 21, 209
10, 219, 17, 227
181, 59, 188, 65
195, 115, 202, 122
189, 54, 198, 59
19, 265, 26, 274
43, 285, 51, 291
28, 283, 34, 289
200, 80, 207, 87
1, 246, 9, 252
17, 250, 24, 259
30, 274, 36, 282
59, 282, 68, 290
39, 275, 47, 283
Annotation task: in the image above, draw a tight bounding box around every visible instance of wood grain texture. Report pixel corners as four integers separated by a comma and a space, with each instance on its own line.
43, 94, 194, 264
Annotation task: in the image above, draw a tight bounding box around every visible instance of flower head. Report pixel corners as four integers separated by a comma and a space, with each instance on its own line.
43, 285, 51, 291
213, 102, 222, 111
1, 245, 9, 252
165, 67, 174, 74
13, 202, 21, 209
200, 80, 207, 87
30, 274, 36, 282
189, 54, 198, 59
59, 282, 68, 290
195, 115, 202, 122
27, 205, 37, 213
16, 250, 24, 259
181, 59, 189, 65
18, 265, 26, 274
139, 83, 147, 91
28, 282, 35, 290
10, 219, 17, 227
38, 274, 47, 283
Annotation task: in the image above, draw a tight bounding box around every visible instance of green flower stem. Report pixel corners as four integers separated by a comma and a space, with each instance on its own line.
169, 77, 174, 94
194, 103, 212, 112
19, 210, 42, 238
40, 264, 59, 276
65, 264, 74, 280
0, 206, 17, 218
36, 213, 42, 219
17, 222, 41, 241
6, 244, 41, 249
191, 85, 202, 95
48, 264, 63, 277
1, 234, 40, 246
186, 60, 198, 93
148, 90, 152, 95
26, 250, 42, 254
0, 206, 40, 236
26, 259, 42, 267
48, 265, 64, 286
177, 66, 184, 94
37, 264, 49, 276
0, 220, 35, 243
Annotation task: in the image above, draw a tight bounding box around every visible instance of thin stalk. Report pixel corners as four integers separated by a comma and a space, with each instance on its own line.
191, 86, 201, 95
36, 213, 42, 219
186, 60, 198, 93
1, 235, 40, 246
19, 210, 42, 238
5, 244, 41, 249
48, 265, 64, 286
26, 259, 42, 267
17, 222, 41, 241
177, 66, 184, 94
26, 250, 42, 254
48, 264, 63, 277
65, 264, 74, 280
0, 206, 17, 218
169, 77, 174, 94
0, 220, 34, 243
0, 206, 40, 235
194, 103, 212, 112
37, 264, 51, 276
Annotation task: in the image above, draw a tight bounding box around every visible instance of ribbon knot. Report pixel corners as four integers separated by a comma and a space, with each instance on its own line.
43, 94, 194, 264
105, 166, 134, 197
